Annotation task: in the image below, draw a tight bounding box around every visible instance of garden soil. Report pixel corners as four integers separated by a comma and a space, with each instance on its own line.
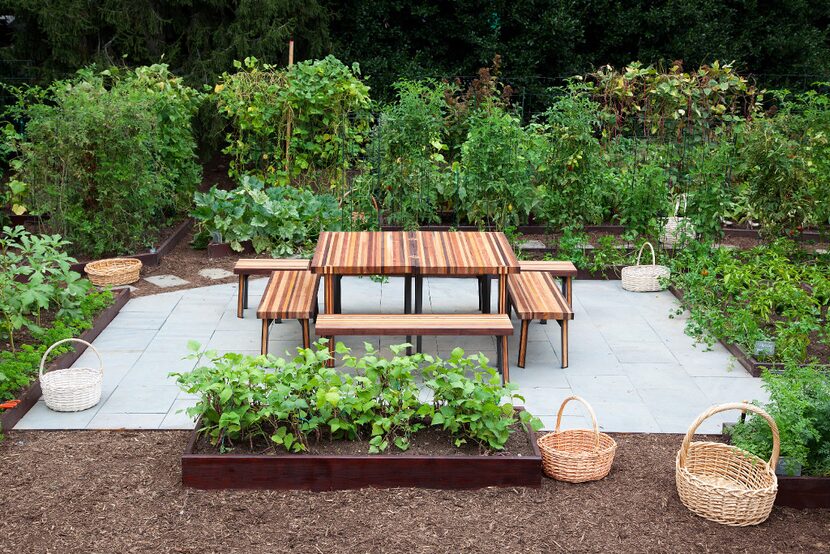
0, 431, 827, 553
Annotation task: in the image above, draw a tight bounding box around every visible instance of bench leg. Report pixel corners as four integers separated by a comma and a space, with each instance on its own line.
300, 319, 310, 349
261, 318, 270, 355
496, 335, 509, 384
518, 319, 529, 368
237, 275, 246, 318
414, 276, 423, 353
404, 276, 412, 355
560, 319, 569, 368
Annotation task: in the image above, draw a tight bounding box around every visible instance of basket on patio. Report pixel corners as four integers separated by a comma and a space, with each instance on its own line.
676, 402, 779, 526
84, 257, 142, 287
621, 242, 670, 292
40, 338, 104, 412
537, 395, 617, 483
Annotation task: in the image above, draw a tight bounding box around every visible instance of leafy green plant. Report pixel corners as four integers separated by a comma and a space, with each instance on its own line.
215, 55, 371, 191
552, 227, 590, 269
423, 347, 539, 450
738, 118, 814, 237
670, 239, 830, 364
9, 64, 202, 257
0, 226, 93, 351
355, 80, 449, 229
730, 365, 830, 477
192, 175, 342, 256
0, 288, 112, 401
531, 82, 610, 228
614, 163, 671, 239
173, 340, 540, 454
458, 108, 536, 229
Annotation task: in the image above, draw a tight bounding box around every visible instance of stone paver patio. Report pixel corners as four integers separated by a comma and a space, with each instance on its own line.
16, 278, 767, 433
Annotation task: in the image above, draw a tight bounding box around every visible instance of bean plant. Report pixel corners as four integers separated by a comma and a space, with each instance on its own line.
173, 341, 542, 454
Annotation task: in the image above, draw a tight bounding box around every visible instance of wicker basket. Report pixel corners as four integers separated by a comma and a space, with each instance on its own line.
621, 242, 670, 292
84, 258, 142, 287
537, 395, 618, 483
40, 338, 103, 412
661, 197, 694, 248
676, 402, 779, 526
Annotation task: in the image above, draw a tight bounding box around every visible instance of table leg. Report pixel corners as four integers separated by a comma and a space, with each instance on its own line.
498, 274, 507, 314
405, 276, 412, 355
565, 276, 573, 307
414, 276, 423, 352
325, 275, 335, 366
334, 275, 343, 314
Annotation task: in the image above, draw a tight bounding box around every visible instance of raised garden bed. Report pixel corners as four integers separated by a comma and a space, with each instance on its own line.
182, 416, 542, 491
776, 475, 830, 509
667, 286, 828, 377
69, 218, 193, 272
0, 287, 130, 431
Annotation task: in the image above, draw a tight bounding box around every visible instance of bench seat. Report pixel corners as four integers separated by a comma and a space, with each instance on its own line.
235, 258, 311, 317
508, 272, 574, 368
257, 270, 320, 355
314, 314, 514, 382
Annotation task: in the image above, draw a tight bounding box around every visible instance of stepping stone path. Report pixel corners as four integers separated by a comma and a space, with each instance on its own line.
519, 239, 546, 250
144, 274, 190, 288
198, 268, 234, 280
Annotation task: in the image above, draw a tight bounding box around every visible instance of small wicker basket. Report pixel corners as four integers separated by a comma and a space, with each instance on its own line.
661, 196, 694, 248
621, 242, 670, 292
676, 402, 779, 526
40, 338, 104, 412
84, 258, 142, 287
537, 396, 618, 483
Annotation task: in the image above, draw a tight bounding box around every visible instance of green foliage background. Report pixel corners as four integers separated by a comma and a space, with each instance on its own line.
1, 1, 828, 95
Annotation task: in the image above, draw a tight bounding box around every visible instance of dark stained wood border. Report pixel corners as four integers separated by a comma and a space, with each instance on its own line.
777, 475, 830, 509
69, 218, 193, 272
207, 240, 256, 258
182, 414, 542, 491
0, 288, 130, 432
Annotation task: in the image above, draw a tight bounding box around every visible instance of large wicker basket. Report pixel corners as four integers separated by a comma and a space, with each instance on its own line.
84, 257, 142, 287
621, 242, 670, 292
40, 338, 103, 412
676, 403, 779, 526
537, 396, 618, 483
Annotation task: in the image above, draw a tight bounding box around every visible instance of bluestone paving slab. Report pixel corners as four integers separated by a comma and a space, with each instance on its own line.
98, 385, 179, 414
87, 412, 166, 429
15, 279, 767, 433
160, 398, 198, 429
144, 274, 190, 288
15, 401, 100, 429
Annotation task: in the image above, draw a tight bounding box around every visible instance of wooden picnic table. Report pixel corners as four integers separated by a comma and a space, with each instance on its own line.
310, 230, 520, 315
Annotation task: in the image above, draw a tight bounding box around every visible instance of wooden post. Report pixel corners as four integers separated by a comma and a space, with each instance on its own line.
285, 37, 295, 176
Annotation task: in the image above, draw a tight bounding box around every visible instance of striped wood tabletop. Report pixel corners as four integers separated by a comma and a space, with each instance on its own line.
310, 231, 416, 275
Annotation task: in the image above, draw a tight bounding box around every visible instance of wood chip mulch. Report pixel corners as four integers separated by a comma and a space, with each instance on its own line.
0, 431, 827, 553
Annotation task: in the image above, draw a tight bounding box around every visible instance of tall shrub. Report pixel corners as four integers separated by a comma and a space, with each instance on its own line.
215, 55, 372, 191
11, 64, 202, 257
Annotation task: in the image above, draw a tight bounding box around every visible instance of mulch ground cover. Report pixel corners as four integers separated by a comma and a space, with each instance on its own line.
0, 431, 826, 553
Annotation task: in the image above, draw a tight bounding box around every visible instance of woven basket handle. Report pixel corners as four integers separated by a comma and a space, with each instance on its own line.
678, 402, 779, 470
39, 338, 103, 378
635, 242, 657, 266
555, 395, 601, 450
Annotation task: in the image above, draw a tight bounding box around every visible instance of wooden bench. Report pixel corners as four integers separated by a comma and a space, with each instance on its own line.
314, 314, 515, 382
508, 271, 574, 368
234, 258, 311, 318
257, 270, 320, 355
